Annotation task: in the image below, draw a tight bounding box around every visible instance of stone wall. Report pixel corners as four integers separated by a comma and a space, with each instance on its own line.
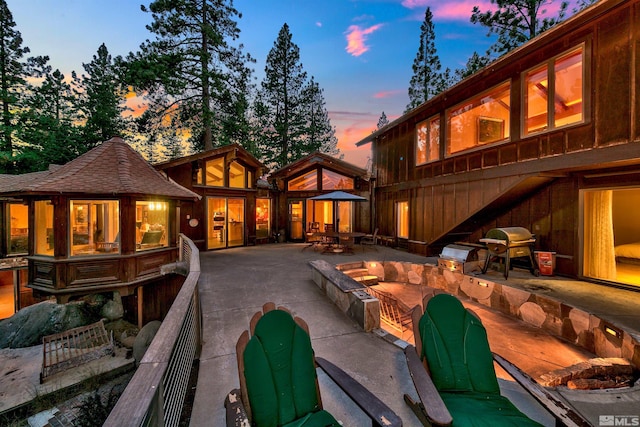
338, 260, 640, 370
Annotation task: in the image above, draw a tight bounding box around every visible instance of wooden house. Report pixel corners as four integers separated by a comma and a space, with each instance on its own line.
0, 137, 200, 325
268, 152, 371, 241
355, 0, 640, 289
154, 143, 268, 249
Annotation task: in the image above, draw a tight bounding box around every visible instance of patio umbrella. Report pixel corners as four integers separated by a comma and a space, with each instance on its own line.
309, 190, 367, 202
309, 191, 367, 231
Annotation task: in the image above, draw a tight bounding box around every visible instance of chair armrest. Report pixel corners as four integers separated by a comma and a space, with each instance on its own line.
224, 388, 250, 427
403, 345, 453, 426
315, 357, 402, 427
492, 353, 591, 427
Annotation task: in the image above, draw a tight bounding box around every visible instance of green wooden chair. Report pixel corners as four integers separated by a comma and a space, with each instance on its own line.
403, 293, 589, 427
225, 302, 402, 427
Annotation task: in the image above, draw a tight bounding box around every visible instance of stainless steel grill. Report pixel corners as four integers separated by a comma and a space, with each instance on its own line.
480, 227, 539, 279
438, 243, 481, 274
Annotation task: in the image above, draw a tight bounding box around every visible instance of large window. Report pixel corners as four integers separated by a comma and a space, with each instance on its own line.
7, 203, 28, 255
70, 200, 120, 256
35, 200, 54, 256
288, 170, 317, 191
416, 116, 440, 165
322, 169, 354, 190
205, 158, 224, 187
524, 46, 584, 135
229, 161, 246, 188
136, 201, 168, 251
446, 81, 511, 156
256, 198, 271, 240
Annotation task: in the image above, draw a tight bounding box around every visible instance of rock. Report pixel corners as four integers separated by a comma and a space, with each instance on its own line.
101, 293, 124, 321
0, 300, 97, 349
105, 319, 139, 348
133, 321, 162, 365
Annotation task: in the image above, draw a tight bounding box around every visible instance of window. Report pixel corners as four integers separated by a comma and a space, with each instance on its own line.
136, 201, 168, 251
205, 158, 224, 186
7, 203, 28, 255
416, 116, 440, 165
35, 200, 54, 256
397, 201, 409, 239
446, 81, 510, 156
288, 170, 317, 191
256, 198, 271, 240
524, 46, 584, 135
229, 161, 246, 188
322, 169, 354, 190
70, 200, 120, 256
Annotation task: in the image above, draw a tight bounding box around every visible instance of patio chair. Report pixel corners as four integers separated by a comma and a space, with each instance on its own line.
403, 293, 590, 427
360, 228, 379, 251
225, 302, 402, 427
302, 227, 323, 251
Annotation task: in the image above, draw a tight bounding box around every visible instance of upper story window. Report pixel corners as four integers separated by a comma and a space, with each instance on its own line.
288, 170, 317, 191
136, 201, 168, 251
70, 200, 120, 256
35, 200, 54, 256
322, 169, 354, 190
7, 203, 28, 255
205, 158, 224, 187
446, 81, 511, 156
229, 161, 246, 188
416, 116, 440, 165
524, 45, 584, 135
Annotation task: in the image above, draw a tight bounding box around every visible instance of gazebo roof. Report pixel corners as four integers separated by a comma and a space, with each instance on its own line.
0, 137, 200, 200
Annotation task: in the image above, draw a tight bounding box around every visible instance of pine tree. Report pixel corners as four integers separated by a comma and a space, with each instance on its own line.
73, 43, 129, 147
406, 7, 443, 113
455, 51, 492, 80
0, 0, 48, 171
470, 0, 568, 57
126, 0, 254, 152
14, 68, 85, 171
254, 23, 340, 169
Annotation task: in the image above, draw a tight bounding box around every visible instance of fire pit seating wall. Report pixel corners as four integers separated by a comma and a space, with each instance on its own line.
309, 259, 640, 371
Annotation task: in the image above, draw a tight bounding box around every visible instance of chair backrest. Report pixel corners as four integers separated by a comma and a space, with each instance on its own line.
324, 224, 334, 232
241, 308, 321, 426
417, 294, 500, 394
310, 222, 320, 232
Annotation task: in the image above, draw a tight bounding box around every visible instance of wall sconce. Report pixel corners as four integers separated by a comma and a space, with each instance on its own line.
604, 324, 622, 339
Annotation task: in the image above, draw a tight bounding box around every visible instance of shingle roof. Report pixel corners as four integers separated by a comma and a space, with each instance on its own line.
0, 137, 200, 200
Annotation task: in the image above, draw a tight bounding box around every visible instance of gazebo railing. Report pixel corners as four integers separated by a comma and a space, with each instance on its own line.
104, 234, 201, 427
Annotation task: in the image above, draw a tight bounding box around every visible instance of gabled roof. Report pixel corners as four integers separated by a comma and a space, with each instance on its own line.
269, 152, 369, 180
154, 143, 264, 171
0, 137, 200, 200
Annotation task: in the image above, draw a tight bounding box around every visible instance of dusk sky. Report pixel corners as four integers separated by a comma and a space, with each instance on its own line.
5, 0, 555, 167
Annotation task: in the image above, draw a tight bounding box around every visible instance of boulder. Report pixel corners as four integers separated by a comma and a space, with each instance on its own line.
101, 292, 124, 321
133, 320, 162, 365
0, 300, 96, 349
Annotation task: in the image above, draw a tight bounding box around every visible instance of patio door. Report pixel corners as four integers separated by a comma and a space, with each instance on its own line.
288, 200, 304, 241
207, 197, 245, 249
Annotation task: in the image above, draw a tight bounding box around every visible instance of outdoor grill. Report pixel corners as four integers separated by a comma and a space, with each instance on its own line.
480, 227, 539, 279
438, 243, 482, 274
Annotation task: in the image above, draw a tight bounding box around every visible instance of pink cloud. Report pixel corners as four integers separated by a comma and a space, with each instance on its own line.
373, 89, 404, 99
401, 0, 494, 21
345, 23, 384, 57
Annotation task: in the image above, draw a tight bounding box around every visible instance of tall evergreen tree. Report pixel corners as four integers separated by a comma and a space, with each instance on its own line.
254, 23, 340, 169
470, 0, 568, 57
126, 0, 254, 152
14, 68, 85, 171
73, 43, 129, 146
406, 7, 443, 113
455, 51, 492, 80
0, 0, 48, 171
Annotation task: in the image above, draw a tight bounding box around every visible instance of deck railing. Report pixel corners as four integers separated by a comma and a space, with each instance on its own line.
104, 234, 201, 427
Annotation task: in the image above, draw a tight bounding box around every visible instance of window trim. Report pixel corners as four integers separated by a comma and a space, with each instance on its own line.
521, 43, 587, 138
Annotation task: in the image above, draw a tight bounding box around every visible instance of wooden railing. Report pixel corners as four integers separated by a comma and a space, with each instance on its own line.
104, 234, 201, 427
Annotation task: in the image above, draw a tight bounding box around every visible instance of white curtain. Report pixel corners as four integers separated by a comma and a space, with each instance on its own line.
584, 190, 617, 280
